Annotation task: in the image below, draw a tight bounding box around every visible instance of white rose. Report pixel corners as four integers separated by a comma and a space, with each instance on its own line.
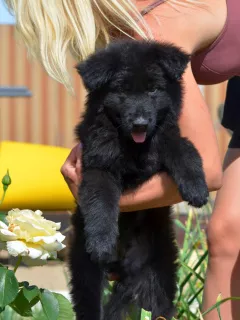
0, 209, 66, 266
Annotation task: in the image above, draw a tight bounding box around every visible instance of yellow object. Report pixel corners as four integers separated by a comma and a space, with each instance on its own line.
0, 141, 76, 211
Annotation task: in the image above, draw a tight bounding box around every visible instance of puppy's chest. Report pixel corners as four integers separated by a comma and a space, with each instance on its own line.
121, 145, 163, 191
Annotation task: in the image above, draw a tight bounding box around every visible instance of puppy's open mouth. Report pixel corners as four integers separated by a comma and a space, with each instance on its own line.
131, 127, 147, 143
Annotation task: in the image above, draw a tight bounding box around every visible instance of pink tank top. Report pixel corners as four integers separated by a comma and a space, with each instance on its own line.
191, 0, 240, 85
142, 0, 240, 85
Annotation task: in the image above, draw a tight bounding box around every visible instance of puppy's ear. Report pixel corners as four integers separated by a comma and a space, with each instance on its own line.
155, 43, 190, 80
76, 51, 115, 91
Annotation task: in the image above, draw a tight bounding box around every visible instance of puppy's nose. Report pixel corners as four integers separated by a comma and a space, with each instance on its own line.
132, 117, 148, 132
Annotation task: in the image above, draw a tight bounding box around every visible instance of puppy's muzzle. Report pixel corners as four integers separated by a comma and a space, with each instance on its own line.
131, 117, 148, 143
132, 117, 148, 132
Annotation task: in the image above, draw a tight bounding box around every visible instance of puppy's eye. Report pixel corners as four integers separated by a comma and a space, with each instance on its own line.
148, 89, 158, 96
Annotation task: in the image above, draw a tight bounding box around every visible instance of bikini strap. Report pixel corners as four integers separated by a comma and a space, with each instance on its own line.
140, 0, 166, 16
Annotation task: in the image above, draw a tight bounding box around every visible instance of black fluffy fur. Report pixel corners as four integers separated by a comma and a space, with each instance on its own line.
69, 40, 209, 320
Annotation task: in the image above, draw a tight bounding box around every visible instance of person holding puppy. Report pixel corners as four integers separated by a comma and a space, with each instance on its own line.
6, 0, 240, 318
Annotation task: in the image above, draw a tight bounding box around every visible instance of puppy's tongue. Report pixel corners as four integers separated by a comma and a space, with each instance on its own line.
131, 132, 147, 143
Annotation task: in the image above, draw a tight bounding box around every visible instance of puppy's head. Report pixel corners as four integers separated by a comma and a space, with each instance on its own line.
77, 40, 190, 143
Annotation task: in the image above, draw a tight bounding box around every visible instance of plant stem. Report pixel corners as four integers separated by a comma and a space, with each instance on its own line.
0, 190, 7, 205
13, 256, 22, 273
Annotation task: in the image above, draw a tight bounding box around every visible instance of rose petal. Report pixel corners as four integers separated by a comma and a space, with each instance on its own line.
32, 233, 65, 245
54, 222, 61, 230
14, 219, 50, 237
28, 247, 43, 259
40, 252, 50, 260
34, 210, 43, 216
55, 233, 65, 243
6, 240, 29, 257
42, 241, 66, 252
0, 229, 18, 241
0, 221, 8, 230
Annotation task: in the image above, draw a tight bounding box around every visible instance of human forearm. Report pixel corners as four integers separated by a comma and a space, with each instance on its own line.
120, 166, 221, 212
119, 173, 180, 212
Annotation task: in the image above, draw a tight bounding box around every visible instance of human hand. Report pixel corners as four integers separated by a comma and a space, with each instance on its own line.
60, 144, 82, 200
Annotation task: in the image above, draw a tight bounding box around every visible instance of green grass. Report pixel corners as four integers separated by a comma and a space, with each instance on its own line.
174, 205, 209, 319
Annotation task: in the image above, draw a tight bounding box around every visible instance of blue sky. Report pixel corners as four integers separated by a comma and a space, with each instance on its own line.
0, 0, 15, 24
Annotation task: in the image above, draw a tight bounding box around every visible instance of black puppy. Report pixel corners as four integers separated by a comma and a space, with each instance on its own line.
69, 40, 209, 320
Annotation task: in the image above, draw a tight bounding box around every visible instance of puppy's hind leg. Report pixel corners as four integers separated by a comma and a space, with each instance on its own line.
134, 265, 176, 320
69, 206, 104, 320
103, 281, 133, 320
134, 208, 177, 320
149, 214, 178, 319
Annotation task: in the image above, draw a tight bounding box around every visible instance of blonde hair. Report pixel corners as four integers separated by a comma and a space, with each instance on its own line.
6, 0, 152, 91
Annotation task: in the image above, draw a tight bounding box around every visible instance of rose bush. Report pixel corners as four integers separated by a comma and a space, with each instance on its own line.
0, 171, 74, 319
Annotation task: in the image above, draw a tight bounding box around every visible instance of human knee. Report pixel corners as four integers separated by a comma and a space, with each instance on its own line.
207, 213, 240, 258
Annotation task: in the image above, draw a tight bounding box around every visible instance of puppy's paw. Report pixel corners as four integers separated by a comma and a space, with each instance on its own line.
122, 247, 148, 275
85, 233, 118, 264
87, 241, 116, 264
179, 178, 209, 208
122, 256, 142, 275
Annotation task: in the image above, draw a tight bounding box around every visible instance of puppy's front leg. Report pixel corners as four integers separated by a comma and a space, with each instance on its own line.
79, 169, 121, 263
162, 129, 209, 208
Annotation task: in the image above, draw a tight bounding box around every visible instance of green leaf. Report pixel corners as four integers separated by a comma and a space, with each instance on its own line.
174, 219, 186, 231
180, 261, 205, 284
182, 210, 193, 252
31, 301, 45, 320
32, 290, 59, 320
52, 293, 74, 320
0, 306, 15, 319
0, 305, 31, 320
23, 286, 40, 304
179, 250, 208, 294
202, 296, 240, 316
217, 306, 222, 320
0, 213, 7, 225
127, 304, 141, 320
0, 267, 19, 308
10, 289, 33, 317
40, 290, 59, 320
140, 309, 152, 320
